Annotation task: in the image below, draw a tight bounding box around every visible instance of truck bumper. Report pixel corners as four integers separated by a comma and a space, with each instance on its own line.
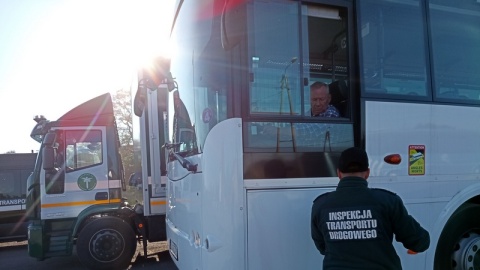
28, 221, 45, 260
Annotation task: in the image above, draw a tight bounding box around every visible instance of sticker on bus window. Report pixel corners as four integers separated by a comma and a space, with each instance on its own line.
202, 108, 213, 123
409, 145, 425, 175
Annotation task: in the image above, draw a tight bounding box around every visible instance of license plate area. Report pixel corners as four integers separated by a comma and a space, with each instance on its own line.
169, 239, 178, 260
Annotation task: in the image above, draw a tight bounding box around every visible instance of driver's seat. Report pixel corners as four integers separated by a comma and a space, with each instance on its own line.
329, 80, 349, 117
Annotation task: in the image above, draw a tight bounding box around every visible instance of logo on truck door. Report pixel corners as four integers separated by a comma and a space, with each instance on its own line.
77, 173, 97, 191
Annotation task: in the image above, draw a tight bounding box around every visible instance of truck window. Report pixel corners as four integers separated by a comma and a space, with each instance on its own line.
65, 130, 103, 171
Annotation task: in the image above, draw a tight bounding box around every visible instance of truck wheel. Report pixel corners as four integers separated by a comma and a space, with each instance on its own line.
77, 216, 137, 270
434, 203, 480, 270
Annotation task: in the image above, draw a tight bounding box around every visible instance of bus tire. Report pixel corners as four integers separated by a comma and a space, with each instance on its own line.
434, 203, 480, 270
76, 216, 137, 270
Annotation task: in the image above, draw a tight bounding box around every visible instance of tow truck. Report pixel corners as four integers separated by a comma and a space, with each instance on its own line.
26, 73, 168, 269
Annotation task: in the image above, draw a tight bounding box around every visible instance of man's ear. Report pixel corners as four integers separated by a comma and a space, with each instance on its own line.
364, 168, 370, 180
337, 169, 342, 179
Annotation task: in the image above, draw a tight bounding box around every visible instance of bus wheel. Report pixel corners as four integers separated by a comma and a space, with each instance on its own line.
77, 217, 137, 270
434, 204, 480, 270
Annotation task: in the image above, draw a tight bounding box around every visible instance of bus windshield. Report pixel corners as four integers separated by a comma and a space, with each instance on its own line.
170, 1, 354, 156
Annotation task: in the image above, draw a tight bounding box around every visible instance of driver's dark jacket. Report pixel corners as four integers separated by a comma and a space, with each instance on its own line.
311, 177, 430, 270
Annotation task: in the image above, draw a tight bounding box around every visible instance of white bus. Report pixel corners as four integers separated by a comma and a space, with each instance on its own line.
148, 0, 480, 269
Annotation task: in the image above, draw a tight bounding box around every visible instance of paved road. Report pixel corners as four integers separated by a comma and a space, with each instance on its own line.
0, 241, 178, 270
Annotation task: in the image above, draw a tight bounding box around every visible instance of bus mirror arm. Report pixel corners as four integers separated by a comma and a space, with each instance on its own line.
164, 143, 198, 173
164, 142, 182, 151
172, 152, 198, 173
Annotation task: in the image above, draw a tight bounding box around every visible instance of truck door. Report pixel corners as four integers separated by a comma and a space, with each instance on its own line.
40, 127, 110, 219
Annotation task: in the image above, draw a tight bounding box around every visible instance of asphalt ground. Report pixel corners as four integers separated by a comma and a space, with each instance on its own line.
0, 240, 178, 270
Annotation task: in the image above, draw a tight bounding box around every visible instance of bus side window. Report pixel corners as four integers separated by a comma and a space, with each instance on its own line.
0, 172, 15, 199
305, 4, 349, 118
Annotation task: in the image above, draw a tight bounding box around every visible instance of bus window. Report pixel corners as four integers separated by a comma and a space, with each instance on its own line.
358, 0, 429, 98
244, 122, 353, 152
245, 2, 353, 154
0, 172, 16, 199
429, 1, 480, 103
172, 90, 195, 152
249, 1, 302, 116
0, 168, 29, 200
248, 2, 351, 118
304, 5, 349, 117
192, 87, 227, 152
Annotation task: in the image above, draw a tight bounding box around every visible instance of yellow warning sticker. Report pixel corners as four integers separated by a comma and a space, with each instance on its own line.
409, 145, 425, 175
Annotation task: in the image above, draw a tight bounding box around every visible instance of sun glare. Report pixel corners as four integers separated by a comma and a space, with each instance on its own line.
0, 0, 176, 153
27, 0, 175, 94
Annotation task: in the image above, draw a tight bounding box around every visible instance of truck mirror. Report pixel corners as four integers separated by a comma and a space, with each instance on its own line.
43, 131, 56, 146
133, 86, 147, 117
42, 146, 55, 171
42, 132, 56, 170
148, 57, 171, 87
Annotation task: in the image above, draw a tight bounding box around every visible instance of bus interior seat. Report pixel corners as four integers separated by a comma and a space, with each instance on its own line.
329, 80, 349, 117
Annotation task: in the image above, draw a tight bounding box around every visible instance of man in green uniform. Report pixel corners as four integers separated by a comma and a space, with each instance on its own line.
311, 147, 430, 269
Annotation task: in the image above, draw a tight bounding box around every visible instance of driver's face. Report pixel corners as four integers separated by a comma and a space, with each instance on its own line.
310, 86, 331, 116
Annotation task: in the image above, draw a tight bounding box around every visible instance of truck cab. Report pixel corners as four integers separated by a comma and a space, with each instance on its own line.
26, 86, 169, 269
26, 93, 134, 269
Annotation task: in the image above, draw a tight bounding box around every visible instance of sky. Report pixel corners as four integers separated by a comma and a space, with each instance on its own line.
0, 0, 174, 154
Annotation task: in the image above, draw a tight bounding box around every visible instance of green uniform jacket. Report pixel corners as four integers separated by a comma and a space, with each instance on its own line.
311, 177, 430, 270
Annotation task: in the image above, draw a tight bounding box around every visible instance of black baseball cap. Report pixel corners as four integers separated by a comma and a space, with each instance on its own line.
338, 147, 369, 173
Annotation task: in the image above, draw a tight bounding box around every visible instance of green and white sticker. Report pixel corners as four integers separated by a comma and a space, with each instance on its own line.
77, 173, 97, 191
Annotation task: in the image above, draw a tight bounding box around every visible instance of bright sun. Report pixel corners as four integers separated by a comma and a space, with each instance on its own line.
24, 0, 175, 94
0, 0, 176, 153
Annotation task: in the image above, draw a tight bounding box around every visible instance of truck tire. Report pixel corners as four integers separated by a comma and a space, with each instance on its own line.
434, 203, 480, 270
77, 216, 137, 270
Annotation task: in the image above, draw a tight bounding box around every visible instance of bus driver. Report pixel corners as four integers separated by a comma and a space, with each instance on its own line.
308, 82, 340, 117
